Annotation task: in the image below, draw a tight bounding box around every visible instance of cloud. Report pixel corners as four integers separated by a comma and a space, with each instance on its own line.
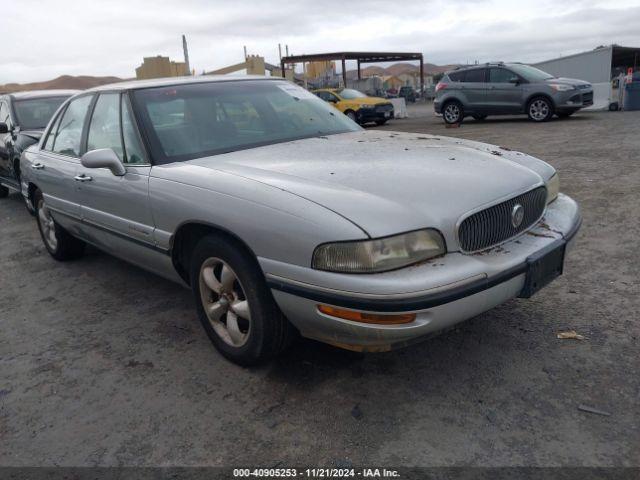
1, 0, 639, 83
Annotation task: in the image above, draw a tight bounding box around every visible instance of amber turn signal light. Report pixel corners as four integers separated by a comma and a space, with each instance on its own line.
317, 305, 416, 325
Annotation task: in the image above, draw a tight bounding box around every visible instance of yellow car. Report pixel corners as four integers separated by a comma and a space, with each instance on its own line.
312, 88, 394, 125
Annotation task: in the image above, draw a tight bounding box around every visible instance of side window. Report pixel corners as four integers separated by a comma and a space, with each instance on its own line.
87, 93, 123, 160
327, 93, 339, 102
0, 101, 10, 126
462, 69, 486, 83
448, 71, 464, 82
43, 108, 64, 151
490, 68, 515, 83
52, 95, 93, 157
315, 91, 328, 101
121, 95, 147, 164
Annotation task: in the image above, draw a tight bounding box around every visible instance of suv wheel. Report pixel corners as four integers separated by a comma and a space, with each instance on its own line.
34, 189, 85, 260
443, 101, 463, 124
528, 97, 553, 122
190, 234, 294, 366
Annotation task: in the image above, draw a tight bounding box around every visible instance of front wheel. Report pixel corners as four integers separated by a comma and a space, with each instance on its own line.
527, 97, 554, 122
190, 234, 294, 366
442, 101, 463, 124
34, 189, 85, 260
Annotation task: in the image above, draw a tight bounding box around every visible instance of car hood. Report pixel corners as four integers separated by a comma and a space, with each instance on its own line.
545, 77, 592, 88
186, 131, 554, 248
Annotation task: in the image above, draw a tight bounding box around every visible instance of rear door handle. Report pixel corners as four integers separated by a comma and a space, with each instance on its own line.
74, 174, 93, 182
31, 163, 44, 170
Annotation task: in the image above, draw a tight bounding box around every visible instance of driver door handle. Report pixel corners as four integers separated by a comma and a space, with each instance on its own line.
74, 174, 93, 182
31, 163, 45, 170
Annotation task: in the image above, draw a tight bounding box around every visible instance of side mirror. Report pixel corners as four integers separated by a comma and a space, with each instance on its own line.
81, 148, 126, 176
509, 77, 520, 85
0, 122, 8, 134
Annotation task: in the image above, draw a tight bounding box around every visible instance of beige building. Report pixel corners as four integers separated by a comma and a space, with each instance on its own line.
135, 56, 189, 80
304, 61, 335, 79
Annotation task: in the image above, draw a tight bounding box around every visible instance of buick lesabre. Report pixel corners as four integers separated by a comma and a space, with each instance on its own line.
20, 76, 581, 365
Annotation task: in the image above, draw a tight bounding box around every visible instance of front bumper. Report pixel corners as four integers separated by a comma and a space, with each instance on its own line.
357, 106, 394, 123
262, 194, 581, 351
556, 89, 594, 110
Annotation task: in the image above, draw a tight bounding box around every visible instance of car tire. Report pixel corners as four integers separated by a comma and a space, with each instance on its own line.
442, 101, 464, 124
472, 114, 488, 121
527, 97, 554, 122
0, 184, 8, 198
375, 119, 387, 126
345, 110, 358, 123
34, 189, 85, 261
190, 234, 295, 366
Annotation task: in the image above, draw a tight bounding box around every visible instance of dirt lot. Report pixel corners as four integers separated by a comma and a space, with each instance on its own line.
1, 104, 638, 468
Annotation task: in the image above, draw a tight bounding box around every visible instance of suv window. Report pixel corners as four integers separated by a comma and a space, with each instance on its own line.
87, 93, 124, 160
51, 95, 93, 157
489, 68, 515, 83
462, 69, 486, 82
448, 71, 464, 82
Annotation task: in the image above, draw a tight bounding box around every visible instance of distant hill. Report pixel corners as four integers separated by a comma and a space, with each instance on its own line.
346, 62, 456, 80
0, 75, 125, 93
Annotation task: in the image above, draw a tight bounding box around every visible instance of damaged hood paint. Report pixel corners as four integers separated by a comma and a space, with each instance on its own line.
186, 130, 555, 243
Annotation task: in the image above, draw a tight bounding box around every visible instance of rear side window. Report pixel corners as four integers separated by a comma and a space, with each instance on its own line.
50, 95, 93, 157
462, 69, 486, 82
448, 71, 463, 82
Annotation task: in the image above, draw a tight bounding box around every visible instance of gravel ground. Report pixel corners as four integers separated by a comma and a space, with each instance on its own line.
1, 104, 638, 468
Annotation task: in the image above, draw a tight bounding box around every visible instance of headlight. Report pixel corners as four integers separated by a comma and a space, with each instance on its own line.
546, 173, 560, 204
549, 84, 575, 92
312, 229, 446, 273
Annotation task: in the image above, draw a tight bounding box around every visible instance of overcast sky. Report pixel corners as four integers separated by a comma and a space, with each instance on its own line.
3, 0, 640, 83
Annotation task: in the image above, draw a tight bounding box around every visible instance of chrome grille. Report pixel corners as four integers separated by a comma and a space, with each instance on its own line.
458, 186, 547, 252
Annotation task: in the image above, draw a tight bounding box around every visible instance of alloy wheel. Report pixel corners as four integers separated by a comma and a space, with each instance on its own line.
38, 199, 58, 251
529, 99, 550, 121
198, 257, 251, 347
444, 103, 461, 123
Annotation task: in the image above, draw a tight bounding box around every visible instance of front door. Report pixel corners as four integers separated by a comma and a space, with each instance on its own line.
487, 67, 525, 114
75, 92, 156, 250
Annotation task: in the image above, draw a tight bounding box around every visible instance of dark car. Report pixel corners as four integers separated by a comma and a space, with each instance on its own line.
399, 86, 416, 103
434, 63, 594, 124
0, 90, 78, 201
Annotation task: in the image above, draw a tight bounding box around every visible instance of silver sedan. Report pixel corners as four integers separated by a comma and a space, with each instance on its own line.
20, 76, 581, 365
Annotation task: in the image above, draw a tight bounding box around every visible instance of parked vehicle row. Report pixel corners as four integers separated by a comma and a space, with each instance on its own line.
4, 76, 580, 366
0, 90, 78, 200
434, 62, 594, 124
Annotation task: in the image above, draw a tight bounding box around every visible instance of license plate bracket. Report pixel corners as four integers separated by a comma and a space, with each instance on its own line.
519, 240, 566, 298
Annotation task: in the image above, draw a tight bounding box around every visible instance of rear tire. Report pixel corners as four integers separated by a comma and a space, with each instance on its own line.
34, 189, 85, 261
527, 97, 554, 122
0, 185, 8, 198
442, 101, 463, 124
190, 234, 294, 366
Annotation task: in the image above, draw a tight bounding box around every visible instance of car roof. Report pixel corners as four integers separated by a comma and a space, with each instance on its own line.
86, 75, 279, 93
7, 89, 80, 100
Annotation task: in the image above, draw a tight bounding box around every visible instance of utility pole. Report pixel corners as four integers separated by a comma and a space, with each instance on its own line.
182, 35, 191, 75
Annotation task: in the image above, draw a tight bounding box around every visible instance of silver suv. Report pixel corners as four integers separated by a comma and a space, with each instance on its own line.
434, 63, 593, 124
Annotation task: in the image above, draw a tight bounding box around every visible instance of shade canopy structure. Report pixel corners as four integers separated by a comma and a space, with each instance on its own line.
280, 51, 424, 93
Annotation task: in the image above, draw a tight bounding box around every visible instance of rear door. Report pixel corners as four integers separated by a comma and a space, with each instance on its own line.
33, 94, 94, 220
459, 68, 488, 111
75, 91, 156, 250
487, 67, 525, 113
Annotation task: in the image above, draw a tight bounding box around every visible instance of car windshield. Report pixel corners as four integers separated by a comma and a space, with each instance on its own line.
13, 96, 69, 129
132, 80, 361, 164
337, 89, 368, 99
508, 64, 554, 82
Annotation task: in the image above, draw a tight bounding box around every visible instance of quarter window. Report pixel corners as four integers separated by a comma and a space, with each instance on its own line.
87, 93, 123, 160
51, 95, 93, 157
